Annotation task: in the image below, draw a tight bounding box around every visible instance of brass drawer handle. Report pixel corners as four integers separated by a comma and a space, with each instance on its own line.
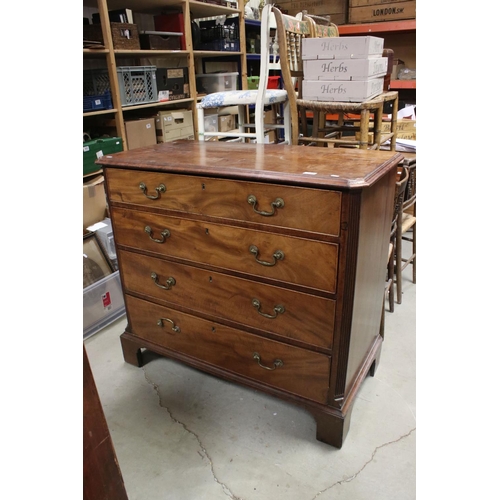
253, 352, 284, 371
252, 298, 285, 319
249, 245, 284, 266
139, 182, 166, 200
157, 317, 180, 333
145, 226, 170, 243
247, 195, 284, 216
151, 272, 176, 290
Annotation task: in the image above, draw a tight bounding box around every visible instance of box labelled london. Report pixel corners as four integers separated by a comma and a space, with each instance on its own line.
348, 0, 416, 23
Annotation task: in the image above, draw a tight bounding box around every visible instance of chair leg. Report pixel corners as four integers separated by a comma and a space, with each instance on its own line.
283, 100, 291, 145
359, 109, 370, 150
196, 105, 206, 141
412, 223, 416, 284
396, 227, 403, 305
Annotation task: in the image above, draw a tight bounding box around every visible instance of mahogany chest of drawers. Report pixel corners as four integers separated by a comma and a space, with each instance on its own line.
98, 141, 402, 448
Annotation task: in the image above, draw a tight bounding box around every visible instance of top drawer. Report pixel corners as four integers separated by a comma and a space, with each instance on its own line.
105, 169, 341, 237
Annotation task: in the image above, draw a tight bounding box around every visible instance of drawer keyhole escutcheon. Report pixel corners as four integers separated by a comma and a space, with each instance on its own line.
151, 272, 176, 290
157, 317, 180, 333
139, 182, 166, 200
144, 226, 170, 243
253, 352, 284, 371
247, 195, 284, 216
249, 245, 284, 266
252, 298, 285, 319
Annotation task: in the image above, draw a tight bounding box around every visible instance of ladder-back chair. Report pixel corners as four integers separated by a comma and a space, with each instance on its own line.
196, 1, 291, 143
273, 6, 398, 150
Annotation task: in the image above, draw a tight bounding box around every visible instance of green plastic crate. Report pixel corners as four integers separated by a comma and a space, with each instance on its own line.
83, 137, 123, 176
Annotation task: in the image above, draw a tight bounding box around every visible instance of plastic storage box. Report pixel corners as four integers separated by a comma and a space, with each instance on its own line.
83, 137, 123, 176
83, 270, 125, 339
196, 72, 239, 94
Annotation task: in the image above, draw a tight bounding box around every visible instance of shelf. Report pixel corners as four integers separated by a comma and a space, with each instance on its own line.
114, 50, 189, 57
83, 48, 109, 56
104, 0, 239, 17
338, 19, 415, 35
84, 108, 118, 117
390, 80, 416, 90
193, 50, 242, 57
120, 98, 194, 111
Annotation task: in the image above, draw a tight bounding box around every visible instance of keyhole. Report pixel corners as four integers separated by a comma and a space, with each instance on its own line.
209, 276, 212, 282
205, 228, 209, 235
202, 183, 205, 190
211, 327, 216, 333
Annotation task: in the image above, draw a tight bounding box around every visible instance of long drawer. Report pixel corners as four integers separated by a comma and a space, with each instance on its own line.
113, 208, 339, 293
125, 295, 331, 403
119, 250, 335, 349
106, 169, 342, 236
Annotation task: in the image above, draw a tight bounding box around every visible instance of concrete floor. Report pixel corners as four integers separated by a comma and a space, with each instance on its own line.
85, 261, 416, 500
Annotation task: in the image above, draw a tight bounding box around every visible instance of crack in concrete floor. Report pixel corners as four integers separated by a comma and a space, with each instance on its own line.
144, 367, 415, 500
144, 371, 243, 500
310, 427, 416, 499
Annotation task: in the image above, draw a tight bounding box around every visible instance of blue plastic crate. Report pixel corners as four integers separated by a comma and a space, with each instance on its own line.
83, 90, 113, 112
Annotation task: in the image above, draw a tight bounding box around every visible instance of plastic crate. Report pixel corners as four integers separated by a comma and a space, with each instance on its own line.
117, 65, 158, 106
83, 90, 113, 112
83, 69, 111, 96
197, 39, 240, 52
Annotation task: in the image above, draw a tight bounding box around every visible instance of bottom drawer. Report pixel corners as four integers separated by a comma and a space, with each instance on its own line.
126, 295, 331, 404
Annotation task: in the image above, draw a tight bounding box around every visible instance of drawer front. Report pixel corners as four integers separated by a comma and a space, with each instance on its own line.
125, 295, 331, 403
106, 168, 341, 236
120, 250, 335, 349
113, 208, 338, 293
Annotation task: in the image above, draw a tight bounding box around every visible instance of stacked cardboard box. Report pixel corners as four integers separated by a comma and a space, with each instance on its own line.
155, 109, 194, 143
302, 36, 387, 102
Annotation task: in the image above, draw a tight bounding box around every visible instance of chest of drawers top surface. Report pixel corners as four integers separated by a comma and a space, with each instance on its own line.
97, 141, 402, 188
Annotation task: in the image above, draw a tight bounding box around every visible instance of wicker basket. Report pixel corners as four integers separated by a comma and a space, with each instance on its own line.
83, 23, 140, 50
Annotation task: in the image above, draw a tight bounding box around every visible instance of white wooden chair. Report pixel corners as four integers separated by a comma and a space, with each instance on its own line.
196, 1, 291, 143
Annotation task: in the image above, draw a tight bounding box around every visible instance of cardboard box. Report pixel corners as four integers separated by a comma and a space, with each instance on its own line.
304, 57, 388, 81
348, 1, 416, 23
156, 126, 194, 143
155, 109, 193, 132
125, 118, 157, 150
302, 77, 384, 102
276, 0, 347, 24
218, 114, 237, 132
83, 174, 107, 231
302, 36, 384, 60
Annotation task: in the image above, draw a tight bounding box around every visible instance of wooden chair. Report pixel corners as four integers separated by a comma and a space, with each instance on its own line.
380, 166, 408, 338
302, 12, 339, 37
196, 1, 291, 144
272, 6, 398, 150
395, 157, 417, 304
